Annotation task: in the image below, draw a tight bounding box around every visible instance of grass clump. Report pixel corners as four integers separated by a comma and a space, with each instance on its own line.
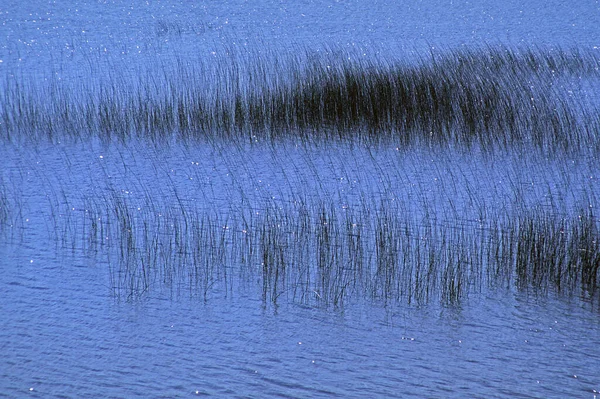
515, 209, 600, 297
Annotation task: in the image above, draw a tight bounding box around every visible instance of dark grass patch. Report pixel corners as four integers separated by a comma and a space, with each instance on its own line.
2, 45, 599, 152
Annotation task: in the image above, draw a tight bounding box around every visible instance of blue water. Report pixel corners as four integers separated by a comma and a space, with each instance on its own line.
2, 1, 600, 397
1, 241, 599, 397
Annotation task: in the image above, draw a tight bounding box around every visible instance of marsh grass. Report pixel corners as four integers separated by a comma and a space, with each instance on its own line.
3, 44, 600, 308
0, 176, 26, 238
514, 209, 600, 296
81, 190, 599, 306
2, 46, 600, 153
2, 137, 598, 307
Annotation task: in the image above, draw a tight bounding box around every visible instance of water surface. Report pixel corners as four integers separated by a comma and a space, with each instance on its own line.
2, 1, 600, 397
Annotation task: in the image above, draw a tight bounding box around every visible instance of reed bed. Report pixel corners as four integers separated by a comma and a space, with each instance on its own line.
2, 129, 598, 307
2, 44, 599, 308
1, 46, 599, 153
81, 192, 598, 306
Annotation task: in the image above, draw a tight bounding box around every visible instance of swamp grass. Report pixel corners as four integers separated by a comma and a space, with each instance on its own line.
2, 44, 600, 308
1, 45, 600, 153
4, 139, 600, 307
79, 191, 599, 307
49, 138, 595, 308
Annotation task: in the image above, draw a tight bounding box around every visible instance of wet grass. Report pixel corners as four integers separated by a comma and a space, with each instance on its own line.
1, 45, 600, 153
514, 209, 600, 297
2, 137, 599, 307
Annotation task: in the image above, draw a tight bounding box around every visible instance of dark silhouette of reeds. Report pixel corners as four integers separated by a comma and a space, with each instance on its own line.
2, 46, 599, 152
515, 209, 600, 296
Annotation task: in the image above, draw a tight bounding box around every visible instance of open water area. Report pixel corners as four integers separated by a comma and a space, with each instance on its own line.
2, 1, 600, 397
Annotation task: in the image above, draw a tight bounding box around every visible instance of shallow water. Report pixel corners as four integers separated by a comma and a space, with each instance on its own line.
2, 0, 600, 397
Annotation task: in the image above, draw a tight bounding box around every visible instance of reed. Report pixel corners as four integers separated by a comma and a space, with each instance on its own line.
2, 45, 599, 153
514, 208, 600, 296
2, 139, 598, 306
2, 44, 599, 308
79, 190, 599, 307
0, 176, 25, 237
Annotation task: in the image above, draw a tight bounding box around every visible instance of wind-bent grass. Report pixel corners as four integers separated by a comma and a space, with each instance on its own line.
60, 133, 597, 306
83, 191, 599, 307
2, 45, 600, 153
0, 176, 24, 236
2, 128, 598, 307
2, 43, 599, 308
514, 209, 600, 297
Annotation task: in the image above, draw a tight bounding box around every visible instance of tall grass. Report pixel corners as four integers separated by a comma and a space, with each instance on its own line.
79, 187, 599, 307
514, 208, 600, 297
0, 176, 23, 236
2, 43, 599, 308
2, 46, 599, 152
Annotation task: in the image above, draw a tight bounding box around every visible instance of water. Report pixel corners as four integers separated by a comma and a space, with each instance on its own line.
1, 246, 599, 397
1, 239, 599, 398
2, 1, 600, 397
